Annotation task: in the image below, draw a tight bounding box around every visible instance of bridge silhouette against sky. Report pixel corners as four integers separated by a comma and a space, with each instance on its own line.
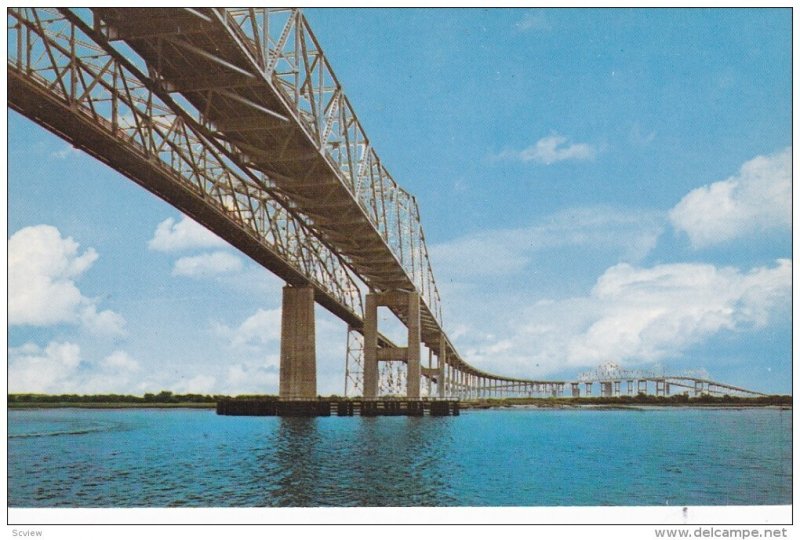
8, 8, 764, 405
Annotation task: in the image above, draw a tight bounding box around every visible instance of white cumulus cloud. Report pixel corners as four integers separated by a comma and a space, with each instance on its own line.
225, 363, 280, 394
451, 259, 791, 378
79, 305, 127, 337
9, 225, 125, 336
100, 350, 140, 372
430, 206, 663, 278
215, 308, 282, 350
148, 215, 227, 252
669, 147, 791, 248
172, 251, 243, 277
566, 259, 791, 365
504, 134, 596, 165
9, 342, 145, 394
8, 341, 82, 393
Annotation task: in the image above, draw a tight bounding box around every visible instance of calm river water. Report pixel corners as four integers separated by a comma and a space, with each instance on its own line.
8, 407, 791, 507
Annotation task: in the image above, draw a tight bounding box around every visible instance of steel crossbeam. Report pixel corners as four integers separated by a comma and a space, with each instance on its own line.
7, 8, 532, 394
7, 7, 363, 327
82, 7, 521, 385
9, 8, 765, 399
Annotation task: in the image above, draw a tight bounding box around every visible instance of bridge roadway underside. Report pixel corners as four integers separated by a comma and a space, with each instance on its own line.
91, 8, 473, 378
72, 7, 524, 401
9, 8, 766, 410
7, 70, 397, 401
7, 70, 358, 329
8, 49, 764, 409
7, 32, 510, 405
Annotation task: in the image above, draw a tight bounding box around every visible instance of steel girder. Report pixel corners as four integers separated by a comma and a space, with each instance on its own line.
215, 8, 444, 325
7, 7, 363, 326
85, 8, 513, 390
11, 8, 758, 400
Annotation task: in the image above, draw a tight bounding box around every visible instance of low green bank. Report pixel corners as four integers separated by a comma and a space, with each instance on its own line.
460, 394, 792, 409
7, 392, 791, 410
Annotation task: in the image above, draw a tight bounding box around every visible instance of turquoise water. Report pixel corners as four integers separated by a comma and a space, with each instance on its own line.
8, 407, 791, 507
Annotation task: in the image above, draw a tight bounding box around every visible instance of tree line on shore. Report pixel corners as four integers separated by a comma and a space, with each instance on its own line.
8, 391, 224, 404
467, 393, 792, 406
7, 391, 791, 406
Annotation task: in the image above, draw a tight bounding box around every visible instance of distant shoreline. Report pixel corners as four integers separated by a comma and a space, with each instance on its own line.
8, 402, 216, 409
8, 393, 792, 411
462, 403, 792, 411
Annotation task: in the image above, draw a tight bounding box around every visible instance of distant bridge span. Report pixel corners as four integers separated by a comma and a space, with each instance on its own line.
8, 8, 765, 401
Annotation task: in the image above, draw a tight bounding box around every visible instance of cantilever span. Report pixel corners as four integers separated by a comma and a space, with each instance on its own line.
7, 7, 512, 400
7, 8, 765, 404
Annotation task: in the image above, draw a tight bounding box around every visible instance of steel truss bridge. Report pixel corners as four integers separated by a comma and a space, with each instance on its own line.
8, 8, 765, 401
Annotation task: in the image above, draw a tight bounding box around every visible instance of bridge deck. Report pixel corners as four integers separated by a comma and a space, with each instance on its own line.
8, 8, 767, 397
93, 7, 484, 376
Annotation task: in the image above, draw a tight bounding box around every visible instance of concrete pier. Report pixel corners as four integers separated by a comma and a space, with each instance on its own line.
279, 285, 316, 400
438, 333, 447, 398
217, 398, 460, 417
362, 294, 379, 399
363, 291, 421, 399
406, 292, 421, 399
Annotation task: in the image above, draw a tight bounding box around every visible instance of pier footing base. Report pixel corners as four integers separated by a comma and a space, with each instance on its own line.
216, 399, 460, 417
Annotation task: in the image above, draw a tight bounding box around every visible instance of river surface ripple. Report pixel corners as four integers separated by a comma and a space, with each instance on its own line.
8, 407, 791, 507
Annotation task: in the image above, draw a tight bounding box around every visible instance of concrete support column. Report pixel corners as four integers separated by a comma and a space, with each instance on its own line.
427, 348, 433, 397
406, 292, 421, 399
362, 293, 379, 399
638, 379, 648, 395
585, 382, 592, 396
627, 380, 634, 395
279, 285, 316, 400
438, 333, 447, 398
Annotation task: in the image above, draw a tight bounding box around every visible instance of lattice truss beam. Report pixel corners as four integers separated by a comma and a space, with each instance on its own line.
216, 8, 443, 325
7, 8, 364, 322
577, 362, 764, 397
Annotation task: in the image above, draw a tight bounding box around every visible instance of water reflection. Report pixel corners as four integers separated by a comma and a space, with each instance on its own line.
8, 409, 791, 507
262, 416, 459, 506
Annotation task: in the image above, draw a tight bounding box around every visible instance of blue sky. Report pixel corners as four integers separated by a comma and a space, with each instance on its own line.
7, 8, 792, 395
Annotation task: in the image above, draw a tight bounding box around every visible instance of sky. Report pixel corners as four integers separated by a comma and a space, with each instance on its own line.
7, 8, 792, 396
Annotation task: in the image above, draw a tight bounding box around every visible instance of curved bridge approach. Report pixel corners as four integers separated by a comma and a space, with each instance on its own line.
8, 8, 765, 401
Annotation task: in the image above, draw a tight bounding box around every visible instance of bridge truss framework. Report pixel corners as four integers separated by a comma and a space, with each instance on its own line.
7, 8, 766, 401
